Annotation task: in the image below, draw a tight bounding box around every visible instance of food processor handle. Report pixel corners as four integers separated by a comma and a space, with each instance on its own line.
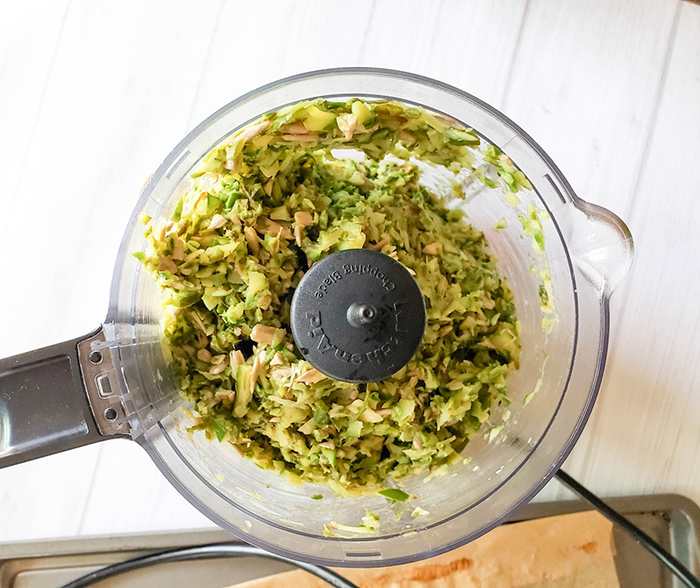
0, 328, 128, 469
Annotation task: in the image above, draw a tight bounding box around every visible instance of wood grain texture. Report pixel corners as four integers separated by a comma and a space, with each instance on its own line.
356, 0, 528, 106
189, 0, 527, 123
0, 0, 223, 540
502, 0, 680, 217
78, 441, 212, 535
568, 0, 700, 501
0, 0, 699, 543
500, 0, 686, 504
0, 0, 71, 207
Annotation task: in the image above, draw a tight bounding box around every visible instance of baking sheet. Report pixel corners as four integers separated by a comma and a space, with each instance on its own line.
1, 494, 697, 588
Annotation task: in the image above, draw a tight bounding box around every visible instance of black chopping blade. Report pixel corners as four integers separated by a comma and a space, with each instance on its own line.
290, 249, 426, 383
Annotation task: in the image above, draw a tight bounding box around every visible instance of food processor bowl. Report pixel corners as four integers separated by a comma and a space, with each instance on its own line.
0, 68, 633, 567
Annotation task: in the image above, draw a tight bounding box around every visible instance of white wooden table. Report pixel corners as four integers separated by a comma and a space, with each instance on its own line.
1, 0, 699, 543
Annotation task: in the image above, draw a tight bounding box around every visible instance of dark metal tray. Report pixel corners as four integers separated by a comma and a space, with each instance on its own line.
1, 494, 698, 587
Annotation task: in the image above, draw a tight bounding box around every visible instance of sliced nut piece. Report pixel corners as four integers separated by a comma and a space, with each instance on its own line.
258, 293, 272, 310
398, 129, 416, 144
209, 362, 228, 375
208, 214, 227, 231
244, 226, 259, 254
197, 348, 212, 362
293, 211, 313, 247
239, 120, 270, 143
211, 354, 227, 365
263, 179, 274, 196
215, 389, 235, 402
250, 325, 281, 345
165, 305, 182, 319
224, 157, 239, 171
286, 365, 298, 395
158, 255, 178, 273
294, 210, 314, 227
359, 409, 383, 423
270, 352, 284, 366
257, 218, 292, 239
423, 242, 443, 255
413, 433, 424, 451
481, 296, 496, 310
230, 349, 245, 369
336, 114, 357, 140
499, 153, 514, 167
171, 237, 185, 260
297, 368, 327, 384
191, 311, 207, 333
282, 121, 307, 134
270, 367, 292, 380
165, 221, 180, 236
282, 133, 320, 142
367, 237, 389, 251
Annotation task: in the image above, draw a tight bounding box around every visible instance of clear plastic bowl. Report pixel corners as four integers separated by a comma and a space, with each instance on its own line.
107, 68, 633, 567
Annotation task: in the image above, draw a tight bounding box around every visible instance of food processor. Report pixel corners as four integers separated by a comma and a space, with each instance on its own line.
0, 68, 634, 567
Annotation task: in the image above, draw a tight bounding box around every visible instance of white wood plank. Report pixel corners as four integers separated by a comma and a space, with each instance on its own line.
188, 0, 372, 125
0, 0, 221, 356
358, 0, 528, 106
190, 0, 527, 125
500, 0, 682, 503
0, 2, 107, 543
0, 0, 71, 195
0, 445, 102, 541
78, 441, 213, 536
566, 1, 700, 504
0, 0, 221, 541
502, 0, 680, 217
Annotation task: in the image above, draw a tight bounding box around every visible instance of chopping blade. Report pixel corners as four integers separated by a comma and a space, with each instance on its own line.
290, 249, 426, 383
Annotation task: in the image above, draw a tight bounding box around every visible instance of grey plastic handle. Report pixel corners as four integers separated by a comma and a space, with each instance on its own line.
0, 329, 127, 469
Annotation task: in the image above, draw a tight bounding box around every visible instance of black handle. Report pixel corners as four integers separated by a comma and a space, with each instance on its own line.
0, 331, 114, 468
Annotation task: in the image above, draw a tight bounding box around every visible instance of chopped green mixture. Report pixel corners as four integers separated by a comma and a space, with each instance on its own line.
324, 509, 381, 537
379, 488, 411, 502
136, 99, 524, 494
